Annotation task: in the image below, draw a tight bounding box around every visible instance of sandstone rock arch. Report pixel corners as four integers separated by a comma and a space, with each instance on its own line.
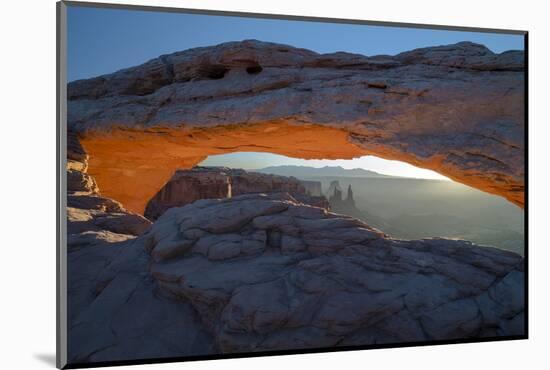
68, 40, 525, 214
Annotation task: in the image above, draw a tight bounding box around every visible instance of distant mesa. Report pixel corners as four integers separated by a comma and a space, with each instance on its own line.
327, 180, 362, 220
144, 167, 329, 220
256, 165, 394, 179
347, 184, 355, 204
327, 180, 343, 202
300, 179, 323, 196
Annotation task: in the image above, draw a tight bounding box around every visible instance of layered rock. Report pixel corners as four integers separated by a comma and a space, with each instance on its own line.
66, 138, 220, 364
231, 168, 305, 195
67, 40, 524, 213
66, 134, 152, 244
144, 167, 328, 220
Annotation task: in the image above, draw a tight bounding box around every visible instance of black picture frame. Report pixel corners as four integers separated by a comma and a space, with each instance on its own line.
56, 1, 529, 368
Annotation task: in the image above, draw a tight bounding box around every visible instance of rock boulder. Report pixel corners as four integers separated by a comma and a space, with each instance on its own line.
143, 193, 524, 353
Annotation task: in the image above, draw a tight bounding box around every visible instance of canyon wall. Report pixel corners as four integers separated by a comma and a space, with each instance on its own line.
144, 167, 328, 220
67, 40, 525, 213
301, 180, 323, 196
66, 135, 218, 363
66, 132, 151, 240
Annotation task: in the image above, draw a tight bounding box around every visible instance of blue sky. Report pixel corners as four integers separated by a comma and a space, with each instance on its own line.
68, 6, 523, 81
67, 5, 523, 179
200, 152, 451, 180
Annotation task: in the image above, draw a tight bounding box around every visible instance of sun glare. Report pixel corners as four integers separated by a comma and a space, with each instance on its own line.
199, 152, 450, 181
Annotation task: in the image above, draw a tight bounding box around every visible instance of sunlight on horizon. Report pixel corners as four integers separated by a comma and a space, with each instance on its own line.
199, 152, 450, 181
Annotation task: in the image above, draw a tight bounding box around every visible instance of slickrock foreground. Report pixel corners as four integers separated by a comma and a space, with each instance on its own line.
68, 40, 525, 213
144, 167, 329, 220
145, 193, 524, 353
67, 187, 524, 362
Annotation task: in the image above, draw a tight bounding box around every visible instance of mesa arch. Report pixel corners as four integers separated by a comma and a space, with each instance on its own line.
67, 40, 525, 214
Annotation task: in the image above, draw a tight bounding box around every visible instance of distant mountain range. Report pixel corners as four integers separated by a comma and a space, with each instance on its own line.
253, 165, 395, 179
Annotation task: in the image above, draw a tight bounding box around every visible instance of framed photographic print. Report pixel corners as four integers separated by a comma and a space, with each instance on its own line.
57, 1, 527, 368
